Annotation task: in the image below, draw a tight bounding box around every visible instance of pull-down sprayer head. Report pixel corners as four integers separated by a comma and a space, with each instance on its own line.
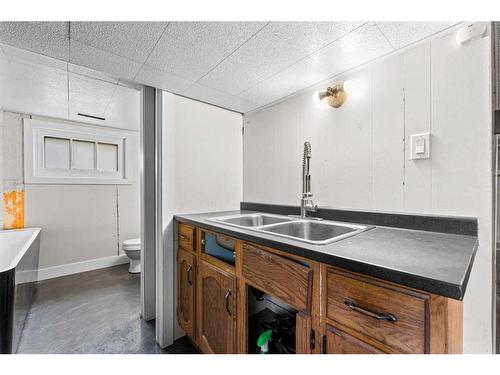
303, 141, 312, 195
303, 141, 312, 159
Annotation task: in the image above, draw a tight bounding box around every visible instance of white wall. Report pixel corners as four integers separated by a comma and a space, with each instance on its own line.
243, 30, 493, 353
159, 93, 243, 346
170, 95, 243, 213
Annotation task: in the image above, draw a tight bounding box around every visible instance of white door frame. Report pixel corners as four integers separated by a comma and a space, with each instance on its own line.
155, 90, 176, 348
140, 86, 157, 321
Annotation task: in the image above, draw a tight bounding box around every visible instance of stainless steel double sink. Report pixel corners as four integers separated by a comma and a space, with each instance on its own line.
207, 213, 372, 245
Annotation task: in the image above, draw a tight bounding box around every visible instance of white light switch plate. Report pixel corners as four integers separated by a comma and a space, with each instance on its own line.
410, 133, 430, 160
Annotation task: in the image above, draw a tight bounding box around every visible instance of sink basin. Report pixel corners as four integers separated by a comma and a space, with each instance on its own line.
207, 213, 371, 245
209, 213, 293, 227
258, 220, 370, 245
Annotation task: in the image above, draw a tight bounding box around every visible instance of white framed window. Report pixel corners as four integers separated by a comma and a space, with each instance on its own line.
24, 118, 133, 184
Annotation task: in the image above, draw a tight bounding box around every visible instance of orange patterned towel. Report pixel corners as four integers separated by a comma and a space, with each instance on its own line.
3, 190, 25, 229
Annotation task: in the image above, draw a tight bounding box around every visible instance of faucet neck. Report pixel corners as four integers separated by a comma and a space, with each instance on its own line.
301, 142, 316, 218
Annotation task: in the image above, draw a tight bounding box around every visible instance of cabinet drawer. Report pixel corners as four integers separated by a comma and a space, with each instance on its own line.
201, 231, 236, 266
326, 268, 429, 353
325, 325, 385, 354
242, 243, 312, 311
178, 223, 195, 252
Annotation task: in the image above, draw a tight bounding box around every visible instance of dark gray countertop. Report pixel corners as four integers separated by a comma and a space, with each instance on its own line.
174, 210, 478, 300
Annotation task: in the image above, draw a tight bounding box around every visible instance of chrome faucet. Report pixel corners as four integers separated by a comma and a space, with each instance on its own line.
301, 141, 318, 218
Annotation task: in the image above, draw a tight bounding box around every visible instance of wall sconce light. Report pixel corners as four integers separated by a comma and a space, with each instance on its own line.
317, 82, 350, 108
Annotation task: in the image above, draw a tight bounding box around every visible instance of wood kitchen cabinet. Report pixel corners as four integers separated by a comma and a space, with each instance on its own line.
176, 220, 463, 355
177, 248, 196, 339
196, 259, 236, 354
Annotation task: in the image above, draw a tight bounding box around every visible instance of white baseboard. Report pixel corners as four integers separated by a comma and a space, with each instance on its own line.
35, 254, 130, 281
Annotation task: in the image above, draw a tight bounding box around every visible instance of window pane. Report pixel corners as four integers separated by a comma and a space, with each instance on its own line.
98, 143, 118, 172
73, 140, 95, 170
44, 137, 70, 169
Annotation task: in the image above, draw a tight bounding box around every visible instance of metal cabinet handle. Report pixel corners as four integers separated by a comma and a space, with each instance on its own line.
201, 239, 207, 245
344, 299, 397, 322
179, 234, 190, 241
224, 290, 232, 316
187, 266, 193, 286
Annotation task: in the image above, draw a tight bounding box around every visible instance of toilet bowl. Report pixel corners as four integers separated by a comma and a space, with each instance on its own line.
123, 238, 141, 274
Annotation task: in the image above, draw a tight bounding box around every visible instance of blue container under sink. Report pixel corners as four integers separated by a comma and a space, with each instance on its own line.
203, 232, 235, 265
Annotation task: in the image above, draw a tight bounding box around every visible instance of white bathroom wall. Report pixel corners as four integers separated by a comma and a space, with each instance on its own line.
160, 93, 243, 345
243, 30, 493, 353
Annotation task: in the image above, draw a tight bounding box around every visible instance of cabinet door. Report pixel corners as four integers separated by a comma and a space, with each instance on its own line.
296, 312, 313, 354
197, 259, 236, 353
325, 325, 385, 354
177, 248, 196, 339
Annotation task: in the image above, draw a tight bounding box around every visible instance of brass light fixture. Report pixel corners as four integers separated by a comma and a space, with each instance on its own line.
317, 82, 348, 108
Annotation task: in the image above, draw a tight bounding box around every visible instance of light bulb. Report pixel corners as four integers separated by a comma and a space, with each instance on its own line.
312, 91, 322, 103
343, 80, 355, 94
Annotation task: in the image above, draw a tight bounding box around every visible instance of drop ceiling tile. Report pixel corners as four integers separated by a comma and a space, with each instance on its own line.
198, 26, 321, 95
240, 23, 393, 107
134, 64, 193, 93
0, 22, 69, 60
376, 22, 458, 49
268, 22, 365, 54
70, 22, 168, 63
69, 40, 142, 80
145, 21, 266, 81
198, 22, 373, 96
183, 83, 259, 113
239, 57, 327, 105
313, 22, 393, 73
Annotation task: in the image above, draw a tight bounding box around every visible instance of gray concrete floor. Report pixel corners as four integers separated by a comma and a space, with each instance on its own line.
17, 264, 198, 354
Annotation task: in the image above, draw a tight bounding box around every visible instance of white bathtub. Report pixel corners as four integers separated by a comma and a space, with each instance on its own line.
0, 227, 41, 353
0, 228, 41, 273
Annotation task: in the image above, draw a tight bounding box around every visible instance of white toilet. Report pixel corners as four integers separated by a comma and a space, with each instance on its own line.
123, 238, 141, 274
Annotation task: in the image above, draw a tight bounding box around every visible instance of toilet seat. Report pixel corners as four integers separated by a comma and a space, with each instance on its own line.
123, 238, 141, 251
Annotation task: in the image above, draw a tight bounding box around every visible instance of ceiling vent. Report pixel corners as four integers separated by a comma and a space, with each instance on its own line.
77, 112, 106, 121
